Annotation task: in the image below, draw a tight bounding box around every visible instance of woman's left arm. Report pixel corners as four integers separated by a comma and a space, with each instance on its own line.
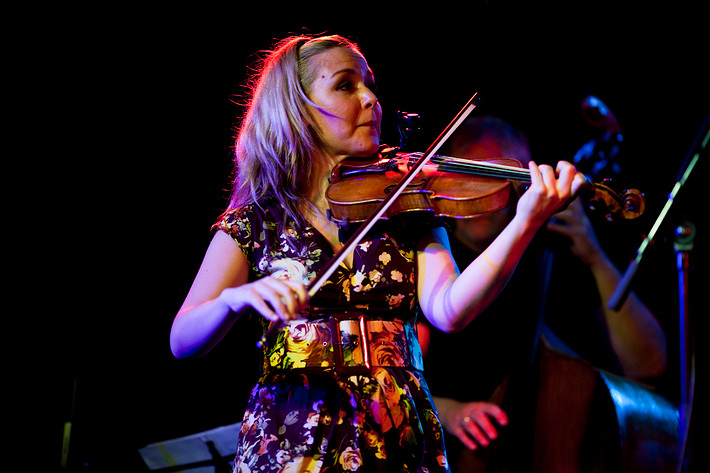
418, 161, 586, 332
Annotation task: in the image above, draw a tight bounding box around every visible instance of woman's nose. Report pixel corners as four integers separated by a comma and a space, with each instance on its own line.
362, 86, 377, 109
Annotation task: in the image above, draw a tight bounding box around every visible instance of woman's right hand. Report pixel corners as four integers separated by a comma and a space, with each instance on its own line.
171, 231, 308, 359
220, 276, 308, 323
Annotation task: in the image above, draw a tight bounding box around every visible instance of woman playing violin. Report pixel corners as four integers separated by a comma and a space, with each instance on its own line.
169, 34, 586, 473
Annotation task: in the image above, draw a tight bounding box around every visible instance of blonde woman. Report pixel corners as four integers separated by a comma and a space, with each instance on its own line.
170, 34, 585, 472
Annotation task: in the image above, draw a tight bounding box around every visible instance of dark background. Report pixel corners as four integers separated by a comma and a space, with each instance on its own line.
31, 3, 707, 471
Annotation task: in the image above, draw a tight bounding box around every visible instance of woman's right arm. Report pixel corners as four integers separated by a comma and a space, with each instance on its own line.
170, 230, 306, 359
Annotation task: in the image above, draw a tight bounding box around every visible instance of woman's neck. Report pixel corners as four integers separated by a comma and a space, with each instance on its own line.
307, 150, 345, 212
299, 151, 352, 264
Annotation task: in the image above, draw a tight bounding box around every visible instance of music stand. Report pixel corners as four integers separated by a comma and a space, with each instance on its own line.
138, 422, 241, 473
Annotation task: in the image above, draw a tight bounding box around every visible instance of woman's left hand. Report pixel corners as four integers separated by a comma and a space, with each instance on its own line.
516, 160, 587, 229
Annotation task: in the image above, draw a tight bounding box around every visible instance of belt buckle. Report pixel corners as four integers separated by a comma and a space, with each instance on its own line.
329, 313, 371, 375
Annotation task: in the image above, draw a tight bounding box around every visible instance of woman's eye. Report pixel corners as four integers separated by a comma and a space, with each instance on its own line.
337, 81, 354, 91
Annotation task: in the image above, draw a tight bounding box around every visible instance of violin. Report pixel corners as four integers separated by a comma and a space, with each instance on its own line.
326, 149, 646, 225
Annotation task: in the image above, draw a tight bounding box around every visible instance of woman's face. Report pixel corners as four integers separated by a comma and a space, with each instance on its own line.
305, 47, 382, 160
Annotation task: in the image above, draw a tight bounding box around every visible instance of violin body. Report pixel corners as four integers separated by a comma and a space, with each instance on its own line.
326, 154, 522, 224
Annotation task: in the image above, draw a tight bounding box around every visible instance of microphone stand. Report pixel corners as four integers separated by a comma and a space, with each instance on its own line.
608, 116, 708, 312
674, 220, 695, 473
607, 113, 708, 473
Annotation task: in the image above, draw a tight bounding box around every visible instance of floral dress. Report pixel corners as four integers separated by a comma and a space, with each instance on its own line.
218, 200, 450, 473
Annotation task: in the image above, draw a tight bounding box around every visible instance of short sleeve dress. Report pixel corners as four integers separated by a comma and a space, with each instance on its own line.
218, 200, 450, 473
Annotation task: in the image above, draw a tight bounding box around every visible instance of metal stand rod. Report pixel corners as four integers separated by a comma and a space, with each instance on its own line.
674, 221, 695, 473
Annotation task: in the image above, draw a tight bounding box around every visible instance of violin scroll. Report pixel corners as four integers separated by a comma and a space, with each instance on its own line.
580, 179, 645, 221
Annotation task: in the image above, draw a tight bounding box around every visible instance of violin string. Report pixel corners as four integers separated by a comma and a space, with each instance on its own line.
435, 157, 530, 180
403, 152, 529, 178
402, 153, 531, 180
437, 159, 530, 180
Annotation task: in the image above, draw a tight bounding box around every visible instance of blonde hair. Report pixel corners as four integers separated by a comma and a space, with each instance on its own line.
226, 34, 364, 228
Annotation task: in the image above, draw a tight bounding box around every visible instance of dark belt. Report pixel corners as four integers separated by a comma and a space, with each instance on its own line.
264, 312, 423, 375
